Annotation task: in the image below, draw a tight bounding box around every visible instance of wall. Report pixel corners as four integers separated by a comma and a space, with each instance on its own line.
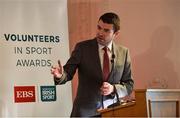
68, 0, 180, 99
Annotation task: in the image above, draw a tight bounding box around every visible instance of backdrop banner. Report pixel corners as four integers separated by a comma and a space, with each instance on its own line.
0, 0, 72, 117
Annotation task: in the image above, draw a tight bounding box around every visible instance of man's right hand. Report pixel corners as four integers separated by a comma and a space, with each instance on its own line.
51, 60, 63, 78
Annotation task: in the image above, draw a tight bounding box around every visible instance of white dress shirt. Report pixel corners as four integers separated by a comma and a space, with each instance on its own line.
98, 41, 113, 71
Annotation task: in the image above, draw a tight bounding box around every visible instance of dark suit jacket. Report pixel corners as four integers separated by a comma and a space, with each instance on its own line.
54, 38, 134, 117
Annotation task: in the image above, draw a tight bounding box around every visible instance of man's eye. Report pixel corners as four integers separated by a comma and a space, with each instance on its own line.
97, 26, 101, 30
104, 29, 110, 32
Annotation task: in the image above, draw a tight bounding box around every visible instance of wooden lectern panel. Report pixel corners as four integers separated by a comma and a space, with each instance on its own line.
98, 89, 147, 117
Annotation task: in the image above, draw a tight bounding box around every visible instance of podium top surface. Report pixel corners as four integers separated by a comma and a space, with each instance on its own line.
97, 101, 136, 113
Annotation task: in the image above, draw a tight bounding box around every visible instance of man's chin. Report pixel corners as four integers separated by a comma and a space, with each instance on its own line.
97, 40, 106, 46
98, 41, 111, 46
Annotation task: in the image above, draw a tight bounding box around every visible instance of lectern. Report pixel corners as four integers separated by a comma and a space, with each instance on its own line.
98, 89, 147, 117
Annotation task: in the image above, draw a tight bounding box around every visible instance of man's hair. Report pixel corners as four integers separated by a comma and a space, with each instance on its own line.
99, 12, 120, 32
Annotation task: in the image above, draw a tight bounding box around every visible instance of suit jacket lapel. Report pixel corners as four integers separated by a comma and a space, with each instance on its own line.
108, 42, 117, 83
92, 39, 104, 81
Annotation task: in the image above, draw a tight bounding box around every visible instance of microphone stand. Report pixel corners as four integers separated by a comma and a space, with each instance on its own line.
107, 46, 121, 108
101, 45, 121, 109
107, 85, 121, 108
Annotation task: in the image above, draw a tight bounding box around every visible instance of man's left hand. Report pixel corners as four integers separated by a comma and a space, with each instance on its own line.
100, 82, 114, 96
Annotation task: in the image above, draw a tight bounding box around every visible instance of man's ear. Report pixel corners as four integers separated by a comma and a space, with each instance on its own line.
114, 30, 120, 37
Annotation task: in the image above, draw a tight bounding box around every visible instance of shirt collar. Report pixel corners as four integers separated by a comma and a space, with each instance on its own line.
98, 41, 113, 52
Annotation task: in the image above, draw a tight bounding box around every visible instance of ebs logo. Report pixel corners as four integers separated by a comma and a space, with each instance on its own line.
14, 86, 36, 103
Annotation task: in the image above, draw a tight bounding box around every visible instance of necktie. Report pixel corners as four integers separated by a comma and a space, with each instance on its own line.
103, 47, 110, 81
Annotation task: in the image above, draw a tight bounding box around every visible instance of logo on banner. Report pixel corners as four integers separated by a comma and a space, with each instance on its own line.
40, 86, 56, 102
14, 86, 36, 103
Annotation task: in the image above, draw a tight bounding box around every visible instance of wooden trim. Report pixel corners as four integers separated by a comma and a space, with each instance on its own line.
176, 100, 179, 117
134, 89, 147, 92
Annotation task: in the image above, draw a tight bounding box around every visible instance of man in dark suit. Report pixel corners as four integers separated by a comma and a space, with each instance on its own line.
51, 12, 134, 117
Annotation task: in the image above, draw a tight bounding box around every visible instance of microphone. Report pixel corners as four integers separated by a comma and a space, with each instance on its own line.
111, 54, 115, 63
112, 54, 115, 59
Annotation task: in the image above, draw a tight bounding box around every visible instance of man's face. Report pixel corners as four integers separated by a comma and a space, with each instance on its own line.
96, 20, 119, 46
